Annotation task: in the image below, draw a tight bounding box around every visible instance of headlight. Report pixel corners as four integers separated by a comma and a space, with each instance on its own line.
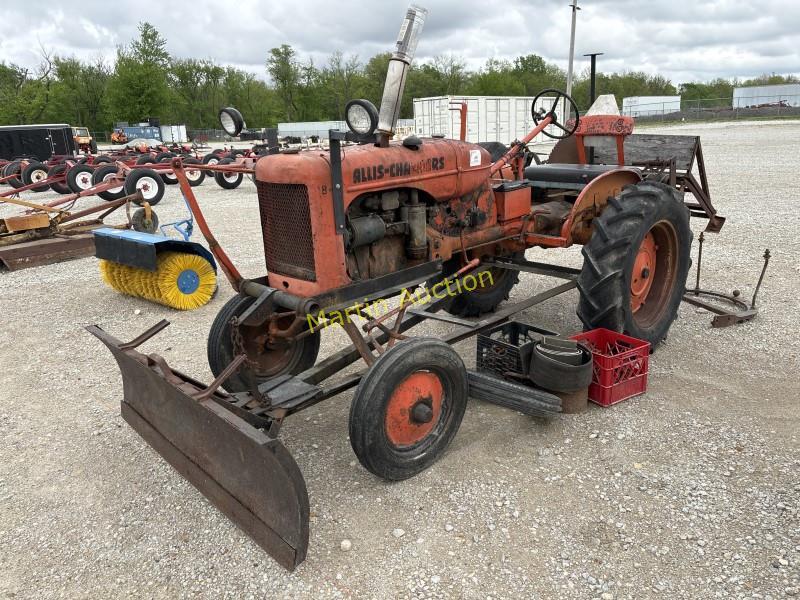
345, 99, 379, 138
219, 107, 245, 137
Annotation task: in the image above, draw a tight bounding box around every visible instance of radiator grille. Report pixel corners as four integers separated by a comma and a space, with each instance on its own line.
256, 181, 316, 281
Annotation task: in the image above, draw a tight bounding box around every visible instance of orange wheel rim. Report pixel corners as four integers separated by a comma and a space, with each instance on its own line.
384, 371, 444, 447
631, 232, 657, 313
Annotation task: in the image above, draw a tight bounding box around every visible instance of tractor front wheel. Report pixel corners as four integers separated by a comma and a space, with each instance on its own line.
207, 294, 321, 392
349, 337, 468, 481
577, 181, 692, 348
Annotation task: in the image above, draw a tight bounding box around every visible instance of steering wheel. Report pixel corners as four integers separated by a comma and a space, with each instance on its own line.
531, 89, 580, 140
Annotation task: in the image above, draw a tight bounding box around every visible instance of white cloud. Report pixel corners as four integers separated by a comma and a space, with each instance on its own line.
0, 0, 797, 84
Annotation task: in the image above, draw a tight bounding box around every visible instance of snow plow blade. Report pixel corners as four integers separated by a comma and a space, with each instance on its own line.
86, 320, 309, 571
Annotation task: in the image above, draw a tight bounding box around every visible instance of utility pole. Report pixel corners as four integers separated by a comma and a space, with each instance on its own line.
565, 0, 580, 98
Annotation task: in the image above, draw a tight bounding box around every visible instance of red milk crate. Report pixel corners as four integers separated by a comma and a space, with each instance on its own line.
569, 328, 650, 406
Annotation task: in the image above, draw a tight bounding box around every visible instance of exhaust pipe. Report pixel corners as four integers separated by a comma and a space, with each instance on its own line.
377, 4, 428, 138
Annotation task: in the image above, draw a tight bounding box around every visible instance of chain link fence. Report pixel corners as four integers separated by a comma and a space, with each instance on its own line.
626, 95, 800, 123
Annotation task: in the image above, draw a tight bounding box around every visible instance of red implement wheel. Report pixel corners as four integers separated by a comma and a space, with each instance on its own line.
21, 161, 50, 192
66, 164, 94, 193
349, 337, 468, 481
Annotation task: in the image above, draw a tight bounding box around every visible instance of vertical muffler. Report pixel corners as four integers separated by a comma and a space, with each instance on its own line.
377, 4, 428, 138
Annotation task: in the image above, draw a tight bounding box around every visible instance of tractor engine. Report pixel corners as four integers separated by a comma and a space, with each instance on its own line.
253, 138, 494, 297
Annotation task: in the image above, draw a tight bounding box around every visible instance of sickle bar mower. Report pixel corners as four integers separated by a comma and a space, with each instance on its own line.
87, 4, 728, 570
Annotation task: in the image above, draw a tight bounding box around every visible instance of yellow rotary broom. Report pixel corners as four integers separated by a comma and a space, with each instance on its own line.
93, 228, 218, 310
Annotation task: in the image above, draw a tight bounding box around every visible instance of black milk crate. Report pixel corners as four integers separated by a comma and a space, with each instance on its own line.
476, 321, 559, 378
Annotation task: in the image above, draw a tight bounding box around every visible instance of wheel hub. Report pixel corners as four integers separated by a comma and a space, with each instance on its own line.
384, 372, 443, 447
631, 232, 657, 312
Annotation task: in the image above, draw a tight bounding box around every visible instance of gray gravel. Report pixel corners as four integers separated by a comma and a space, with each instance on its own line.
1, 120, 798, 599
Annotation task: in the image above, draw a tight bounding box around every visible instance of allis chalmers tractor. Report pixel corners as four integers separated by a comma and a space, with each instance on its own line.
88, 5, 723, 570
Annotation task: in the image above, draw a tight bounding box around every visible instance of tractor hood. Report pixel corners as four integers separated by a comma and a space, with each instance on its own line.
255, 138, 492, 202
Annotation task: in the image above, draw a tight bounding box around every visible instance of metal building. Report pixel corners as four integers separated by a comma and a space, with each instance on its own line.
732, 84, 800, 108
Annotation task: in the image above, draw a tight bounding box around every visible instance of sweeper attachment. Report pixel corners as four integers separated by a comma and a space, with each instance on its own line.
87, 3, 731, 571
94, 228, 217, 310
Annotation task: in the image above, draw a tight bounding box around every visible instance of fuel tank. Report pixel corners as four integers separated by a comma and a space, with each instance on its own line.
254, 138, 492, 296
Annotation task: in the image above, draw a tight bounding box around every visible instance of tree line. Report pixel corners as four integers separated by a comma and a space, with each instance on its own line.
0, 22, 797, 133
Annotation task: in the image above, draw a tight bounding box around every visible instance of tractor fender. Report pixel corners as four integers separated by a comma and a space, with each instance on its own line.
93, 227, 217, 272
560, 167, 642, 245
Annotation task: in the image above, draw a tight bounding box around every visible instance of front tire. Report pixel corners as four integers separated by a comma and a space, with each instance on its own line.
576, 181, 692, 348
349, 338, 468, 481
207, 294, 321, 392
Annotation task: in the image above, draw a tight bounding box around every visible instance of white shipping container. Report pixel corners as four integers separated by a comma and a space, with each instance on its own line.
622, 96, 681, 117
160, 125, 188, 143
412, 96, 559, 145
732, 84, 800, 108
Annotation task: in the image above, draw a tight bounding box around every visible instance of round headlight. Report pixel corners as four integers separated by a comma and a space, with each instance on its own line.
219, 107, 245, 137
345, 99, 379, 138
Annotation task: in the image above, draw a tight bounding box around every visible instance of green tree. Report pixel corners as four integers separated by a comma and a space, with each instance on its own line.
267, 44, 302, 121
106, 22, 171, 122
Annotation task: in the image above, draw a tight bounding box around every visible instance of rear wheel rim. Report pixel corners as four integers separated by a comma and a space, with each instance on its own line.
384, 371, 445, 448
239, 315, 304, 377
630, 220, 679, 328
31, 169, 47, 183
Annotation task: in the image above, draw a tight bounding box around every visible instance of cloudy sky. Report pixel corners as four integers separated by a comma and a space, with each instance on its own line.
1, 0, 798, 85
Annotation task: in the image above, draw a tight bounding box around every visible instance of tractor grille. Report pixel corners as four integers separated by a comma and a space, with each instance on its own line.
256, 181, 316, 281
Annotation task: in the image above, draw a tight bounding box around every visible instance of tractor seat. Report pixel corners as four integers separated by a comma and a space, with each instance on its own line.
524, 163, 619, 185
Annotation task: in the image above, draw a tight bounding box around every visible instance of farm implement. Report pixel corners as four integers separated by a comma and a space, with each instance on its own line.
88, 5, 730, 570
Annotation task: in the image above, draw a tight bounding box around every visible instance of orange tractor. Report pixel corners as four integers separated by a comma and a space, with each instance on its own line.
88, 5, 723, 569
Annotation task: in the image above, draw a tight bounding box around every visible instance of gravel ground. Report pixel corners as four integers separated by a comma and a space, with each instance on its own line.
1, 120, 798, 599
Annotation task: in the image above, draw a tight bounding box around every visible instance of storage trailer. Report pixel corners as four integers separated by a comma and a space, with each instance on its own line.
0, 124, 76, 161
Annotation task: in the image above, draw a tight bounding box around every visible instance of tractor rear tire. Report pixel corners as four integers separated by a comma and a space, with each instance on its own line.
349, 337, 468, 481
477, 142, 508, 162
576, 181, 692, 348
432, 252, 523, 318
207, 294, 321, 393
21, 161, 50, 192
